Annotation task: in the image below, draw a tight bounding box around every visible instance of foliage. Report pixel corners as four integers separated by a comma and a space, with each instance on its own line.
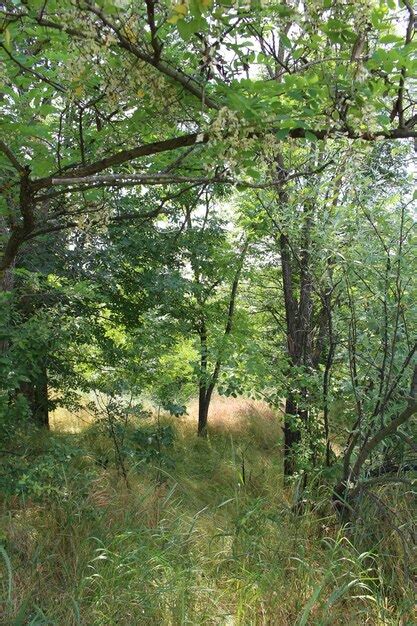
0, 0, 416, 621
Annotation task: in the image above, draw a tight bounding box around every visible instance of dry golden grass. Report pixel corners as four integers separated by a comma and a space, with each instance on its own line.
49, 391, 98, 433
50, 392, 282, 437
182, 393, 281, 434
49, 405, 95, 432
1, 396, 415, 626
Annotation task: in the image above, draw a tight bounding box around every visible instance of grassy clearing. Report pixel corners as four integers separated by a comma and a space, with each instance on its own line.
1, 399, 415, 625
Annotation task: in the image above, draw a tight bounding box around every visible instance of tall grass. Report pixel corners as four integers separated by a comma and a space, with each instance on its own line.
1, 399, 415, 625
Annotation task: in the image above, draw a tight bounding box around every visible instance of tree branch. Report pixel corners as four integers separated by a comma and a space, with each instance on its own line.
0, 140, 25, 173
30, 133, 208, 192
0, 43, 66, 93
28, 127, 417, 195
84, 2, 219, 110
351, 364, 417, 481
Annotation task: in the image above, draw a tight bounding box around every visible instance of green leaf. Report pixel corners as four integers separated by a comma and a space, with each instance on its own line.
276, 129, 290, 140
280, 33, 292, 49
3, 28, 11, 51
297, 576, 329, 626
177, 16, 206, 40
304, 130, 318, 142
380, 34, 404, 44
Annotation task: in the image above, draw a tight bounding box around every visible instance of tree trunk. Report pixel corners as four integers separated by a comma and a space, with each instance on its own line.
0, 266, 15, 355
0, 212, 16, 353
195, 243, 247, 437
278, 196, 315, 476
19, 363, 49, 429
279, 229, 303, 476
198, 387, 210, 437
283, 393, 302, 476
34, 363, 49, 428
197, 318, 209, 437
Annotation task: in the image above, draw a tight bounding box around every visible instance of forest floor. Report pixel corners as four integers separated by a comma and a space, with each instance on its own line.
0, 397, 415, 625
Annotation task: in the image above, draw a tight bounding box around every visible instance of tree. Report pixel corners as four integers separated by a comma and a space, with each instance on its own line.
1, 0, 416, 473
1, 0, 416, 286
179, 215, 248, 435
240, 137, 415, 480
331, 182, 416, 512
239, 142, 341, 475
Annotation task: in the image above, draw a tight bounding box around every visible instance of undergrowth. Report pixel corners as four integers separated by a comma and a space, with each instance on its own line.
0, 406, 415, 625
